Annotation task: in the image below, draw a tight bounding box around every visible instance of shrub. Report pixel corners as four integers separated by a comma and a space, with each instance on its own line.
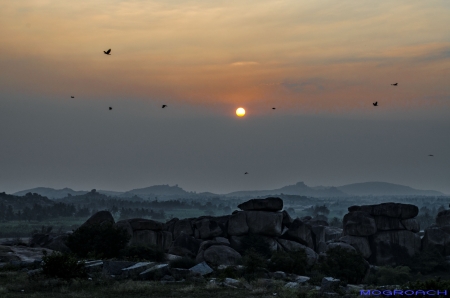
240, 233, 272, 258
317, 246, 368, 284
365, 266, 412, 286
407, 247, 449, 274
169, 257, 197, 269
65, 223, 130, 259
42, 252, 87, 280
119, 244, 165, 262
406, 277, 450, 291
268, 249, 307, 275
242, 248, 268, 281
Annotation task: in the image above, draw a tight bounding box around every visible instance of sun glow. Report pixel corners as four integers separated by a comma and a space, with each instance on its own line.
236, 107, 246, 117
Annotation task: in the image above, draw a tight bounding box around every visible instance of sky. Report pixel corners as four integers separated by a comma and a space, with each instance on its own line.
1, 0, 449, 195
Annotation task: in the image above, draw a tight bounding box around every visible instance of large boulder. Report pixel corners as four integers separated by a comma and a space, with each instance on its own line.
371, 230, 421, 265
282, 218, 314, 249
197, 245, 242, 266
127, 218, 164, 231
436, 210, 450, 227
173, 219, 194, 239
238, 197, 283, 212
338, 235, 372, 258
227, 212, 249, 236
401, 218, 420, 233
421, 226, 450, 256
114, 220, 134, 241
168, 233, 201, 258
246, 211, 283, 236
359, 203, 419, 219
373, 216, 405, 231
193, 218, 223, 239
130, 230, 172, 251
326, 242, 356, 253
276, 239, 318, 267
343, 211, 377, 236
80, 210, 115, 228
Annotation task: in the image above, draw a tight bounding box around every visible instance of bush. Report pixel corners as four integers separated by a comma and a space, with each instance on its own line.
269, 249, 307, 275
407, 247, 449, 274
242, 248, 268, 281
65, 223, 130, 259
42, 252, 87, 280
406, 277, 450, 291
365, 266, 412, 286
240, 233, 272, 258
169, 257, 197, 269
119, 244, 165, 262
317, 246, 368, 284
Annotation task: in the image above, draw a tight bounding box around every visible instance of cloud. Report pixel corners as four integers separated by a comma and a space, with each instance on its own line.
230, 61, 259, 66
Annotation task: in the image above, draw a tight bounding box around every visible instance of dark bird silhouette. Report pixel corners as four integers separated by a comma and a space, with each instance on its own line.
109, 107, 112, 110
373, 101, 378, 106
428, 154, 434, 157
104, 49, 111, 55
71, 96, 74, 98
244, 172, 248, 175
272, 107, 276, 110
391, 83, 398, 86
162, 105, 167, 108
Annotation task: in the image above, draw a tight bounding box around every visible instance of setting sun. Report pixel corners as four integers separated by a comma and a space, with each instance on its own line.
236, 107, 246, 117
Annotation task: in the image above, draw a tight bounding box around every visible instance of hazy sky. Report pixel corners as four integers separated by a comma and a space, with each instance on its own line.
1, 0, 449, 194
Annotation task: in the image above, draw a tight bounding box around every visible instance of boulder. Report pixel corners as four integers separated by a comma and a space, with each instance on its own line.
130, 230, 172, 251
359, 203, 418, 219
246, 211, 283, 236
282, 218, 314, 249
193, 218, 223, 239
338, 235, 372, 258
371, 230, 421, 265
277, 239, 318, 267
114, 220, 134, 240
122, 262, 156, 278
401, 218, 420, 233
326, 242, 356, 253
282, 210, 293, 228
80, 210, 114, 228
139, 264, 169, 280
343, 211, 377, 236
321, 277, 340, 293
373, 216, 405, 231
168, 233, 201, 258
228, 235, 246, 252
127, 218, 164, 231
421, 226, 450, 256
227, 212, 249, 236
173, 219, 194, 239
164, 218, 179, 234
103, 260, 136, 275
189, 261, 214, 276
197, 245, 242, 266
238, 197, 283, 212
436, 210, 450, 227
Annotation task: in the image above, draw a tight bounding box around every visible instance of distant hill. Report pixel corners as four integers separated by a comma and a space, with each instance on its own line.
13, 187, 88, 199
0, 192, 54, 209
224, 182, 347, 198
337, 182, 444, 196
120, 184, 191, 198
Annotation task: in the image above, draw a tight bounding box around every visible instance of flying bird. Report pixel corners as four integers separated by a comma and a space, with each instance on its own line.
391, 83, 398, 86
272, 107, 276, 110
244, 172, 248, 175
162, 105, 167, 108
104, 49, 111, 55
428, 154, 434, 157
373, 102, 378, 106
71, 96, 74, 98
109, 107, 112, 110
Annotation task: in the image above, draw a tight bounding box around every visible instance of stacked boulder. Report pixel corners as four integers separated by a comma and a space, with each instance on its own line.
421, 209, 450, 256
336, 203, 420, 265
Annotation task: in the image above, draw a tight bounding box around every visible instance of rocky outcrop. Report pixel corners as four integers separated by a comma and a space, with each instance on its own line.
341, 202, 421, 266
196, 245, 242, 266
436, 210, 450, 227
246, 211, 283, 236
237, 197, 283, 211
80, 210, 115, 228
168, 233, 201, 258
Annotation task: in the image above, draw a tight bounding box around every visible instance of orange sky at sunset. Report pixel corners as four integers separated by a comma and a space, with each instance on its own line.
1, 0, 449, 114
